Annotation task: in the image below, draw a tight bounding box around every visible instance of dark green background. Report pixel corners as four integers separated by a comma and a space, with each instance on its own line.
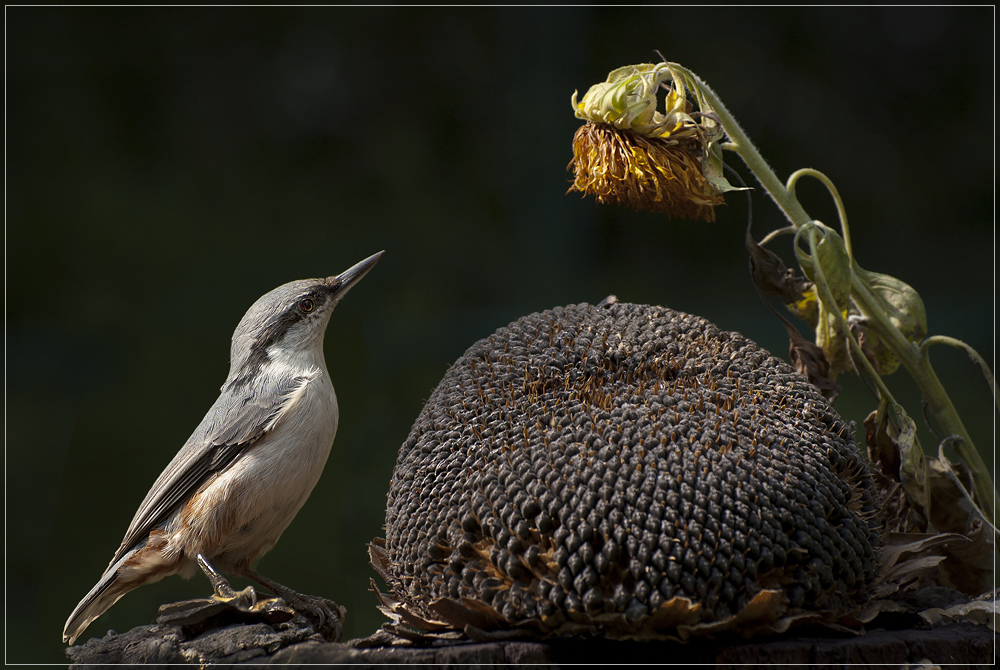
7, 7, 993, 663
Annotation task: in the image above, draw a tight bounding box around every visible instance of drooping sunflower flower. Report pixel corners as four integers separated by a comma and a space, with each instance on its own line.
568, 62, 740, 221
570, 123, 723, 221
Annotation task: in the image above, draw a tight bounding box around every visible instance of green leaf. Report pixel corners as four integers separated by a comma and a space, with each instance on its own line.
849, 268, 927, 376
815, 306, 850, 377
703, 142, 750, 194
793, 224, 854, 376
795, 224, 851, 312
857, 267, 928, 345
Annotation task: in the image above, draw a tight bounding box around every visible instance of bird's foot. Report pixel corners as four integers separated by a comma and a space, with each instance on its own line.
196, 553, 263, 610
248, 569, 346, 642
285, 591, 346, 642
212, 583, 261, 610
156, 555, 297, 632
157, 594, 295, 629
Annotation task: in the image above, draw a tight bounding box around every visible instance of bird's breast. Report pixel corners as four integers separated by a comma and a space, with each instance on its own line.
178, 368, 339, 568
239, 368, 339, 507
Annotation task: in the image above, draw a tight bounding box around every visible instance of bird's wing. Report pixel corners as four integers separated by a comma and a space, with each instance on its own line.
106, 367, 319, 569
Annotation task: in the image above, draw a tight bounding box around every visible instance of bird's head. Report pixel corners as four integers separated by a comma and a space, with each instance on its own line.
226, 250, 383, 386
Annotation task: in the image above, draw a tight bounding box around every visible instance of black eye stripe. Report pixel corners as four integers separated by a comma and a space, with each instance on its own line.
228, 284, 334, 389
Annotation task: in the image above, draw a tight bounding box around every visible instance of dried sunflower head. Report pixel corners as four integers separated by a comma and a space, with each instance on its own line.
569, 122, 724, 221
568, 62, 742, 220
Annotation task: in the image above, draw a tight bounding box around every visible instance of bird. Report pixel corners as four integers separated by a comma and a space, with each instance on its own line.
63, 250, 384, 646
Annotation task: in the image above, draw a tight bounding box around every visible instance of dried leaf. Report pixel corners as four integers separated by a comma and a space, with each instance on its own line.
430, 598, 507, 631
919, 592, 999, 631
851, 320, 899, 376
368, 577, 846, 642
746, 226, 811, 305
786, 324, 840, 400
871, 532, 969, 602
368, 539, 393, 583
851, 599, 910, 624
880, 555, 950, 585
892, 405, 928, 513
745, 224, 839, 399
925, 456, 978, 534
370, 579, 454, 632
934, 518, 996, 595
877, 532, 970, 582
864, 403, 901, 481
852, 588, 997, 632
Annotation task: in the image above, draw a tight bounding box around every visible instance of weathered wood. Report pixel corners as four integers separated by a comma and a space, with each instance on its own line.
66, 617, 994, 668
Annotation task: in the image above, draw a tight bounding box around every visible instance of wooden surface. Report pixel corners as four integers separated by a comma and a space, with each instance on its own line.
65, 617, 994, 668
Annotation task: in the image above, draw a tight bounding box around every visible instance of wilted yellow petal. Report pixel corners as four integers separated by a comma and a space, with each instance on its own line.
568, 122, 724, 221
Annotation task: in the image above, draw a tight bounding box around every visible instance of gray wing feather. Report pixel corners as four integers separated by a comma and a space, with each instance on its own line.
107, 368, 311, 568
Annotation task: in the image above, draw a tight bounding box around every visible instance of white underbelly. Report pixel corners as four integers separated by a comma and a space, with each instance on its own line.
177, 373, 339, 570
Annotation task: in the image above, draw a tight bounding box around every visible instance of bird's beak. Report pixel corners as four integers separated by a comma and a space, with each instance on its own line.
329, 250, 384, 298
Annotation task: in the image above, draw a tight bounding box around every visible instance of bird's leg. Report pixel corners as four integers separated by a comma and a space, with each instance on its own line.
196, 554, 259, 609
247, 569, 345, 642
156, 555, 295, 628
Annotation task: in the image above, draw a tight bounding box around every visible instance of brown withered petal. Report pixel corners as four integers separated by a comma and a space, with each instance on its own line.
786, 324, 841, 401
568, 122, 724, 221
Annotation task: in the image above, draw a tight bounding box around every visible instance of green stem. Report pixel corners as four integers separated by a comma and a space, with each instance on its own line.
757, 225, 796, 247
851, 275, 996, 521
670, 63, 812, 227
799, 225, 896, 403
922, 335, 1000, 416
937, 438, 1000, 536
672, 62, 997, 523
788, 169, 853, 263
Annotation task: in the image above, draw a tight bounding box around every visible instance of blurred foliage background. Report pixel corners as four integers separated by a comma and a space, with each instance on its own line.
7, 6, 993, 663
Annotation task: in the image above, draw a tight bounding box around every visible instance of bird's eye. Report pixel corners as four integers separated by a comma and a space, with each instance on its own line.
299, 298, 315, 313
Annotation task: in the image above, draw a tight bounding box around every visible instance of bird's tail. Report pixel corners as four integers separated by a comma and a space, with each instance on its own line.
63, 545, 174, 646
63, 550, 138, 645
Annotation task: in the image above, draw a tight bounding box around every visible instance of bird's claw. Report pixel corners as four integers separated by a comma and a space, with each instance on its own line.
281, 590, 345, 642
211, 583, 259, 609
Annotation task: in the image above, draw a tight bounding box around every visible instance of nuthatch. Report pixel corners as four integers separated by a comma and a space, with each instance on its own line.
62, 251, 383, 645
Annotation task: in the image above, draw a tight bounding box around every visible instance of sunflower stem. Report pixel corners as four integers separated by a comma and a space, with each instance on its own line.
670, 61, 996, 528
851, 277, 996, 522
788, 169, 853, 263
669, 63, 811, 228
